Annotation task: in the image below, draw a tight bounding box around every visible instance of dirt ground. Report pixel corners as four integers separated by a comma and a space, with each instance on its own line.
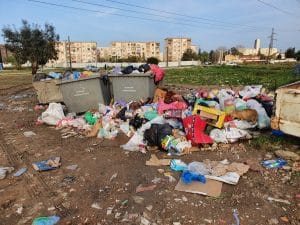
0, 82, 299, 225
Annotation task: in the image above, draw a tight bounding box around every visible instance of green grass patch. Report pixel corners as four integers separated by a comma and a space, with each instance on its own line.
165, 64, 300, 90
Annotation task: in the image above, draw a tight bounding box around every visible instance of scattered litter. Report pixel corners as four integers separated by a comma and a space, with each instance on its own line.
0, 167, 14, 179
175, 179, 222, 197
106, 206, 114, 215
146, 205, 153, 211
274, 150, 300, 161
13, 167, 27, 177
146, 154, 171, 166
32, 157, 61, 171
262, 159, 287, 169
109, 173, 118, 182
232, 209, 240, 225
267, 197, 291, 205
170, 159, 188, 171
23, 131, 36, 137
91, 203, 101, 209
66, 164, 78, 170
132, 195, 144, 204
32, 215, 60, 225
181, 171, 206, 184
136, 184, 157, 193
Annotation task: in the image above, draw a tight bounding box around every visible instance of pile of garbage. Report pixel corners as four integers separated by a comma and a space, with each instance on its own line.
38, 85, 274, 155
33, 70, 95, 82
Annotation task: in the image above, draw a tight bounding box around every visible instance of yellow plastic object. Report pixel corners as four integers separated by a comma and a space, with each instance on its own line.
192, 105, 226, 128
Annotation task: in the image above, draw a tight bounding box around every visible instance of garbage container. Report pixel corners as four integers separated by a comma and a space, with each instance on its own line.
108, 73, 156, 102
33, 79, 63, 104
58, 75, 111, 113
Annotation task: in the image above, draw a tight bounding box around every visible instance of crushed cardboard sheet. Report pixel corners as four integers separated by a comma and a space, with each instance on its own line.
175, 178, 222, 197
146, 154, 171, 166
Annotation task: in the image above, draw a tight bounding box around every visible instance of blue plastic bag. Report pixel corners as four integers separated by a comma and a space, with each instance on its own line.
181, 171, 206, 184
32, 215, 60, 225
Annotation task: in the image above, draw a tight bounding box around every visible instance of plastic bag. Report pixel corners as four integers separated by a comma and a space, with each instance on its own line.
239, 85, 262, 99
188, 162, 210, 175
209, 129, 228, 143
224, 120, 256, 130
246, 99, 270, 129
41, 103, 65, 126
181, 171, 206, 184
234, 98, 247, 111
32, 215, 60, 225
144, 124, 173, 148
217, 89, 235, 111
120, 132, 145, 151
224, 127, 252, 143
170, 159, 188, 171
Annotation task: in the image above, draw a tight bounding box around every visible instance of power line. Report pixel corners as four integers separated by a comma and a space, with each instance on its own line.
257, 0, 294, 16
101, 0, 260, 29
71, 0, 237, 28
27, 0, 237, 31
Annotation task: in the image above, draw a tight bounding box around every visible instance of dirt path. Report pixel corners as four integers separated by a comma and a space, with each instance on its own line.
0, 85, 299, 225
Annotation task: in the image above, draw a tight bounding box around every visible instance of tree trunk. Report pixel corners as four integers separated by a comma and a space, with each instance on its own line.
31, 61, 38, 75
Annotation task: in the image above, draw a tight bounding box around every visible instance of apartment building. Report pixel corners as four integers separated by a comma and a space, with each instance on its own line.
97, 47, 112, 61
110, 41, 160, 61
53, 41, 97, 64
164, 37, 192, 62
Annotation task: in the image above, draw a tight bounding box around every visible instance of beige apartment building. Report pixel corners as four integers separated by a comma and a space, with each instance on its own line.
164, 37, 193, 62
53, 41, 97, 64
110, 41, 160, 61
97, 47, 112, 61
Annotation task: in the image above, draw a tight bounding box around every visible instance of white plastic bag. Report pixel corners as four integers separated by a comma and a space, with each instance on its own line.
41, 103, 65, 125
246, 99, 270, 129
224, 127, 252, 143
188, 162, 210, 175
239, 85, 262, 99
209, 129, 228, 143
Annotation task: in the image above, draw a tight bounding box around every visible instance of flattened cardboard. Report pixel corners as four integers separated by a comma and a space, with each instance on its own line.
146, 154, 171, 166
175, 179, 222, 197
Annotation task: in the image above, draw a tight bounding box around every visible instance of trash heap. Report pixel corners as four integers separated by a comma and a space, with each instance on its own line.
35, 84, 278, 196
38, 84, 274, 151
33, 70, 95, 82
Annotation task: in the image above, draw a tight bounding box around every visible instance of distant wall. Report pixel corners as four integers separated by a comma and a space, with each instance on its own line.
45, 61, 201, 68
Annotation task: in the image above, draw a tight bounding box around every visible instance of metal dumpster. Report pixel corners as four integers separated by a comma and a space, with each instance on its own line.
33, 79, 63, 104
108, 73, 156, 102
58, 75, 111, 113
271, 81, 300, 137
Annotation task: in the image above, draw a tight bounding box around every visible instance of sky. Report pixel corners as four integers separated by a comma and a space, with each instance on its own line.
0, 0, 300, 52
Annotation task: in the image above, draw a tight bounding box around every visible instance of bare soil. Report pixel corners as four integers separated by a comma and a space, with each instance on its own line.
0, 83, 299, 225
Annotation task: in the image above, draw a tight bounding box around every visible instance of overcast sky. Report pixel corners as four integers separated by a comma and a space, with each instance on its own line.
1, 0, 300, 52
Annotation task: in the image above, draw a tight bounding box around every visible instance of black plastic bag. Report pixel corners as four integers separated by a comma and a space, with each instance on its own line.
144, 123, 173, 148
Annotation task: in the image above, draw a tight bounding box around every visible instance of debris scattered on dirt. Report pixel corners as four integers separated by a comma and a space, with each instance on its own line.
23, 131, 36, 137
267, 197, 291, 205
275, 150, 300, 161
136, 184, 157, 193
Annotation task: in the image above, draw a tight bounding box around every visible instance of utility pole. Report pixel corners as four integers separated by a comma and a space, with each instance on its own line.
166, 46, 169, 67
267, 28, 276, 63
68, 36, 72, 70
0, 47, 3, 70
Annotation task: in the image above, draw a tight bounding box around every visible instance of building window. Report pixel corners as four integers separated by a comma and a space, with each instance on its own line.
87, 48, 90, 51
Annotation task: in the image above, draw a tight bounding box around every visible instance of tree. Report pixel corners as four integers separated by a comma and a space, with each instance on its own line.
285, 47, 295, 58
146, 57, 159, 65
181, 48, 198, 61
199, 50, 209, 62
295, 50, 300, 61
209, 50, 219, 63
2, 20, 59, 74
230, 47, 239, 55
